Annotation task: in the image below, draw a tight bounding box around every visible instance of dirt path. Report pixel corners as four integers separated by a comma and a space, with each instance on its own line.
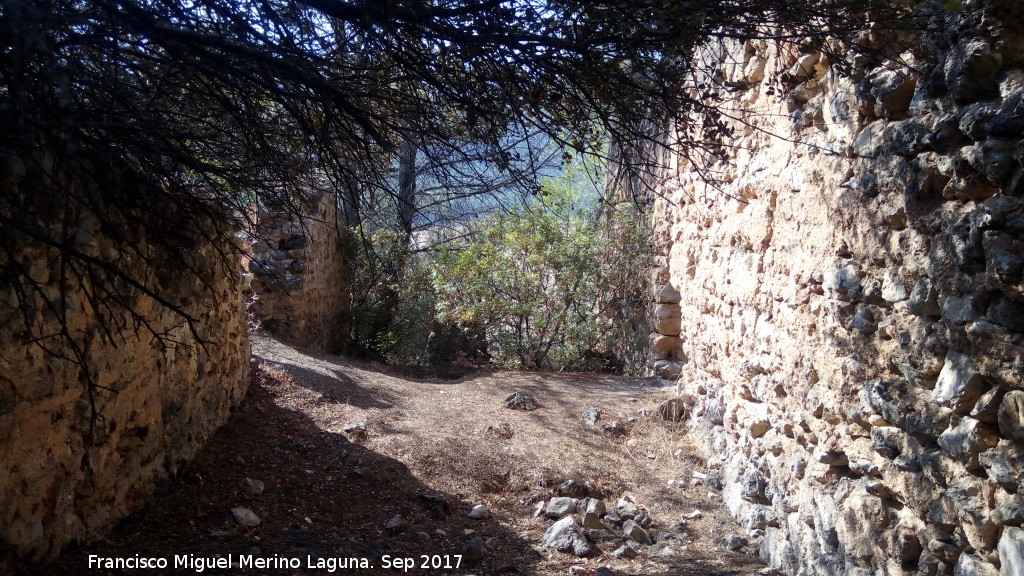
32, 335, 768, 576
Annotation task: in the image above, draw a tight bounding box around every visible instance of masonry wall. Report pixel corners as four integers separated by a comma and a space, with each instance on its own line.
247, 192, 348, 351
653, 5, 1024, 575
0, 164, 250, 563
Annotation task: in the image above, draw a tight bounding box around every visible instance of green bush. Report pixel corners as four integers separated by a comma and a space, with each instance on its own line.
432, 166, 650, 371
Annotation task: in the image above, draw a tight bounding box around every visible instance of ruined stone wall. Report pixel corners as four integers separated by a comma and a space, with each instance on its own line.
654, 6, 1024, 575
0, 169, 250, 563
247, 192, 348, 351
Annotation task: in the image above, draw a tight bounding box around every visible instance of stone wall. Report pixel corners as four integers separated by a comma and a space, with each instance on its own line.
246, 192, 348, 351
654, 5, 1024, 575
0, 168, 250, 563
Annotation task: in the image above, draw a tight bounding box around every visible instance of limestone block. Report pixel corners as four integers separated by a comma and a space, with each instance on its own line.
959, 101, 999, 140
655, 284, 682, 304
971, 387, 1006, 424
881, 272, 908, 303
874, 71, 918, 118
835, 489, 889, 560
937, 418, 999, 470
740, 472, 771, 505
944, 38, 1002, 104
908, 278, 941, 317
932, 351, 986, 415
650, 333, 681, 360
954, 553, 999, 576
987, 294, 1024, 334
998, 391, 1024, 442
744, 55, 767, 84
654, 303, 682, 336
998, 527, 1024, 576
988, 90, 1024, 138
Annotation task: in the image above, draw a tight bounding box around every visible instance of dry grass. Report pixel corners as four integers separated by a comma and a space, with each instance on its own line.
251, 336, 765, 575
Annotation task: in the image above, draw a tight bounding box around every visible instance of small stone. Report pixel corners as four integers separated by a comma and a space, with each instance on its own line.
505, 391, 538, 410
585, 499, 606, 517
601, 421, 626, 436
231, 507, 261, 528
999, 528, 1024, 576
725, 534, 748, 552
938, 418, 999, 471
542, 517, 592, 557
463, 536, 488, 564
545, 497, 579, 518
343, 422, 368, 439
582, 408, 601, 425
582, 512, 604, 529
278, 233, 308, 250
932, 351, 986, 414
622, 519, 653, 545
649, 541, 673, 554
611, 544, 638, 559
656, 399, 687, 422
813, 447, 849, 466
385, 514, 408, 532
999, 503, 1024, 526
634, 509, 652, 528
655, 285, 682, 304
954, 552, 999, 576
971, 387, 1005, 424
559, 479, 588, 497
416, 532, 430, 542
655, 361, 682, 380
243, 478, 265, 497
907, 278, 940, 316
683, 509, 702, 520
468, 505, 489, 519
616, 496, 638, 519
583, 528, 621, 544
999, 390, 1024, 442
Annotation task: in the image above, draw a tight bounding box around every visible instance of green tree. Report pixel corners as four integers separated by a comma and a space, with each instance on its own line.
432, 158, 650, 371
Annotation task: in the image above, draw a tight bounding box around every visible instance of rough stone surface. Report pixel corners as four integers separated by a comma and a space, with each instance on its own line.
544, 497, 579, 518
998, 527, 1024, 576
933, 351, 986, 414
246, 192, 348, 350
542, 517, 592, 557
649, 15, 1024, 576
231, 507, 261, 528
463, 536, 487, 563
504, 391, 538, 411
0, 182, 249, 563
999, 391, 1024, 442
622, 519, 653, 545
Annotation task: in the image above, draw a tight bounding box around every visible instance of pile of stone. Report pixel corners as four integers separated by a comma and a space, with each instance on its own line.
650, 285, 683, 380
539, 494, 687, 559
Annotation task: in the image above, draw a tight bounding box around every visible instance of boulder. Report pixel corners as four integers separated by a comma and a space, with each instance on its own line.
544, 497, 579, 519
504, 391, 538, 411
542, 517, 592, 557
622, 519, 653, 545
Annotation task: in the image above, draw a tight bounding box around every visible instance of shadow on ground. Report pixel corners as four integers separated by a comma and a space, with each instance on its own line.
22, 371, 540, 575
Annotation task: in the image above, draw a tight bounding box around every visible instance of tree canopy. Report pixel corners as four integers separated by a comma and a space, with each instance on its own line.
0, 0, 936, 352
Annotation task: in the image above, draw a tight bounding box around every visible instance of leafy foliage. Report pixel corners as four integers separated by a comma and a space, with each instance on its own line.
432, 160, 651, 371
